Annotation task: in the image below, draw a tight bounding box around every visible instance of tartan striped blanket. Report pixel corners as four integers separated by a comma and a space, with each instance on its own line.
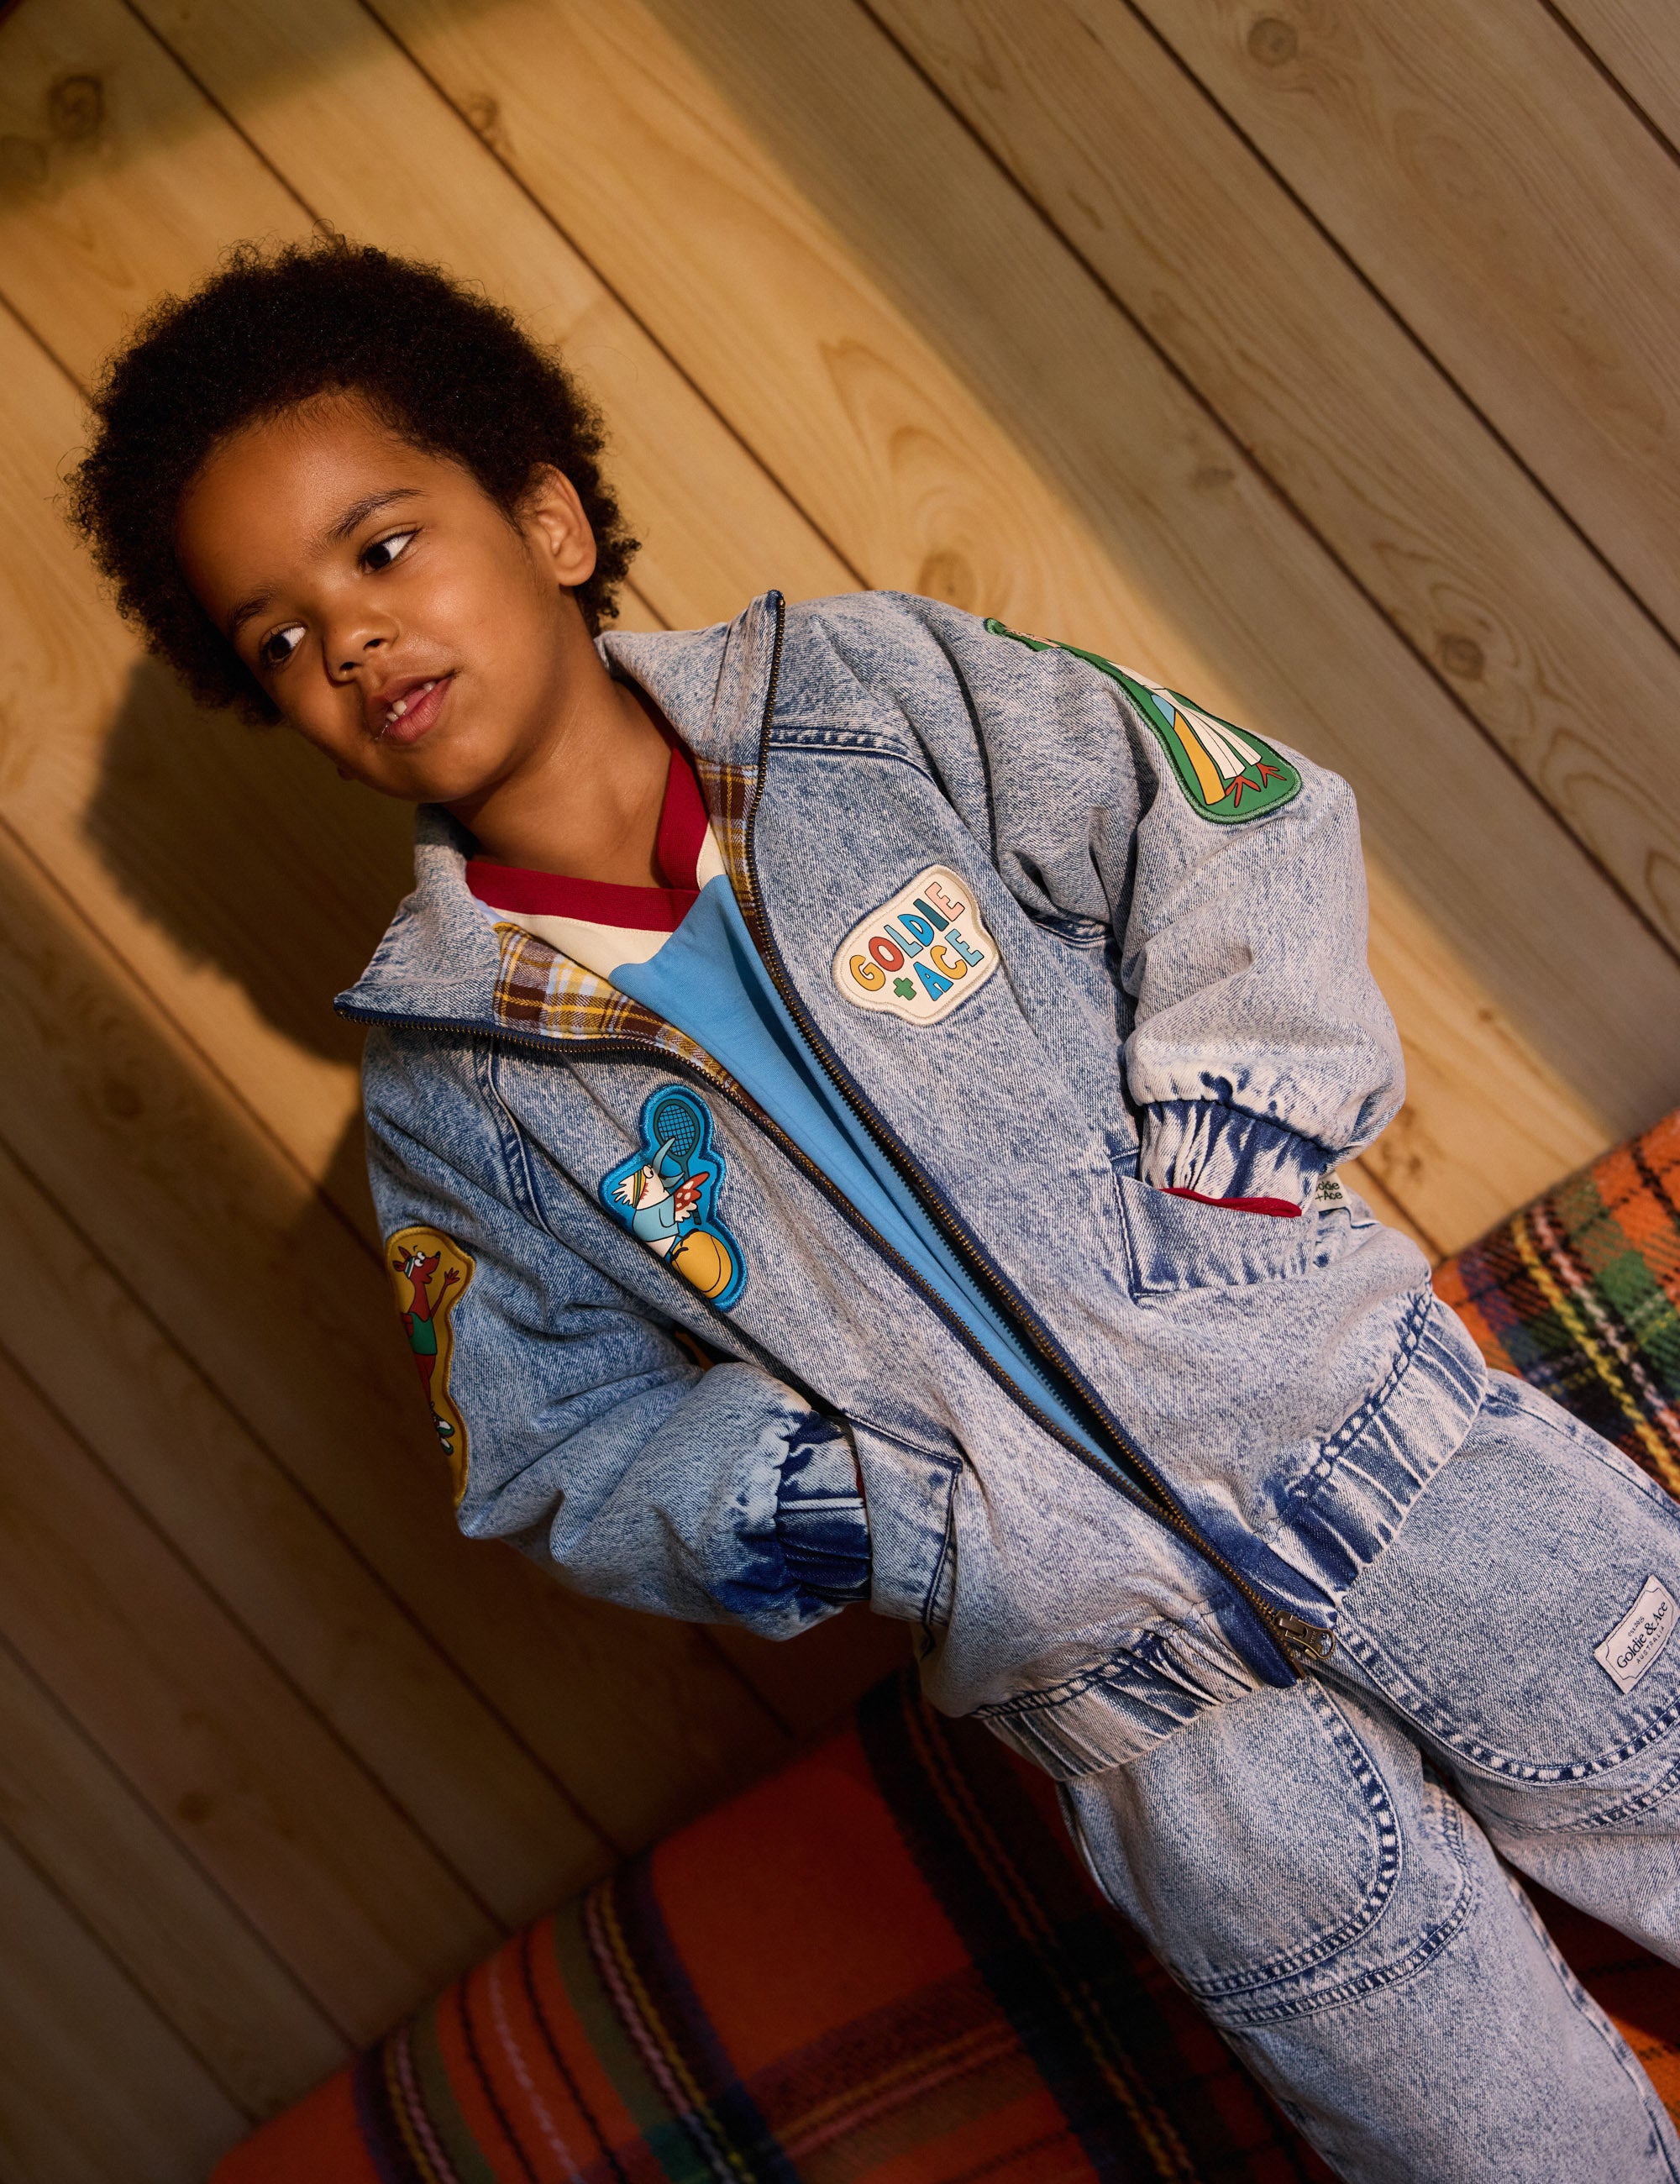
1436, 1107, 1680, 1494
219, 1116, 1680, 2184
229, 1673, 1337, 2184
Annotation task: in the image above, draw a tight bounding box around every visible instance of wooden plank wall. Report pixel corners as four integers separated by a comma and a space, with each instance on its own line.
0, 0, 1675, 2173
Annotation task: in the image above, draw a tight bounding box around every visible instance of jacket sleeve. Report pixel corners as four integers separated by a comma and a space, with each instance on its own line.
953, 612, 1404, 1209
363, 1032, 869, 1636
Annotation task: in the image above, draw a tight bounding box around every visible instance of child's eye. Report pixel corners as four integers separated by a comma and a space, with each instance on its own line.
258, 622, 305, 671
362, 528, 417, 573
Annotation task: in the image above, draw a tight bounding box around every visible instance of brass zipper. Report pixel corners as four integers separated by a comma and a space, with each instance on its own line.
339, 1009, 1135, 1496
730, 593, 1331, 1675
340, 593, 1335, 1674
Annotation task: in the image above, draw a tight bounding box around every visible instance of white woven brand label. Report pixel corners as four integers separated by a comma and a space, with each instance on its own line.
1593, 1575, 1677, 1694
1315, 1171, 1349, 1211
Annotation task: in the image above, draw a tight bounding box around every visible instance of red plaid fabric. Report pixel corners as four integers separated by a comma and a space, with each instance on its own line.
219, 1675, 1336, 2183
216, 1116, 1680, 2183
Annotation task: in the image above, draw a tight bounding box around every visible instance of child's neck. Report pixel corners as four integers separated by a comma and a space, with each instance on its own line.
447, 638, 673, 886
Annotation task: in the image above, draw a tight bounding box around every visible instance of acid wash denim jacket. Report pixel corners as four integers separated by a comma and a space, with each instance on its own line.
340, 591, 1487, 1781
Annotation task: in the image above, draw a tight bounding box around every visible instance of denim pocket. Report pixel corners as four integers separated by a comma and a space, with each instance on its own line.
1060, 1683, 1463, 2025
1336, 1377, 1680, 1791
1115, 1173, 1314, 1294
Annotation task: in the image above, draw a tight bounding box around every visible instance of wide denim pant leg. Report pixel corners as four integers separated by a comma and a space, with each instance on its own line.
1060, 1374, 1680, 2184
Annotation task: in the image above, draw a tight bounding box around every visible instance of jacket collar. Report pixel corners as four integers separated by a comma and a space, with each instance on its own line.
598, 589, 779, 770
334, 593, 780, 1033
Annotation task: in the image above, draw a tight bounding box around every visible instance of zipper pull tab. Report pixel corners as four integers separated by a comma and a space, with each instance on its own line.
1272, 1610, 1336, 1666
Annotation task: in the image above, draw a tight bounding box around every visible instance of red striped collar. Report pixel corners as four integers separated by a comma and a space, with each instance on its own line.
465, 738, 709, 933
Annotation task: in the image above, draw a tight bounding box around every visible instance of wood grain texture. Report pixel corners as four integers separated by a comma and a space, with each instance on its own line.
0, 829, 787, 1853
0, 0, 882, 1748
1357, 860, 1614, 1236
0, 1635, 345, 2118
0, 0, 312, 375
0, 297, 399, 1185
0, 1134, 609, 1930
0, 1824, 246, 2184
0, 1338, 505, 2037
1556, 0, 1680, 150
1128, 0, 1680, 648
368, 0, 1680, 1243
1344, 1153, 1440, 1262
73, 0, 848, 620
609, 583, 674, 635
874, 0, 1680, 957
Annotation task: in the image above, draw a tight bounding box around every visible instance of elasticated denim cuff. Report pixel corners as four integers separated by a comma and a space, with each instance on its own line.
1137, 1100, 1326, 1210
774, 1415, 871, 1603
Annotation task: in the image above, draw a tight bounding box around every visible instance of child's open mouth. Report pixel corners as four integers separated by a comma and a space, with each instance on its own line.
372, 674, 454, 747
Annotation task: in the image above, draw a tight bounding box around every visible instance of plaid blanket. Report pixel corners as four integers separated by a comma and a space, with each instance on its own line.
1436, 1108, 1680, 1494
219, 1118, 1680, 2184
232, 1676, 1333, 2184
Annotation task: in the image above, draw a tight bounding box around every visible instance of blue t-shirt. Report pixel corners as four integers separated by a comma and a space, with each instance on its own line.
465, 743, 1110, 1465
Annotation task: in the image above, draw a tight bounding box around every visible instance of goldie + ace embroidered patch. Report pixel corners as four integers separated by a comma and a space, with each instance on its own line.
832, 866, 999, 1025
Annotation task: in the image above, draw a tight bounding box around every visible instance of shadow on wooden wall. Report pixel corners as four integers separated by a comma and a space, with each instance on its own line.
84, 662, 412, 1075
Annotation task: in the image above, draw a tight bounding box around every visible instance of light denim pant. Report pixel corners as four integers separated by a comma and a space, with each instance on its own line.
1063, 1374, 1680, 2182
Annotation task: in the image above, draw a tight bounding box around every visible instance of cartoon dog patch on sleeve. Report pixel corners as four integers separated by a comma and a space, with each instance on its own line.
386, 1226, 475, 1502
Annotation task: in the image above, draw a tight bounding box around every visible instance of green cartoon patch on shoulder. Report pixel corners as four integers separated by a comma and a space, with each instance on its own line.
984, 617, 1301, 825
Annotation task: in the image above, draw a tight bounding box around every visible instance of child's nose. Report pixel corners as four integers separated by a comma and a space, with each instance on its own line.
335, 633, 385, 676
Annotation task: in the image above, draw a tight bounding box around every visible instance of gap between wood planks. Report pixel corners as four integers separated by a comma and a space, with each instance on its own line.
0, 276, 810, 1761
28, 0, 1592, 1237
1120, 0, 1680, 659
1539, 0, 1680, 171
858, 0, 1680, 984
0, 1621, 347, 2118
375, 8, 1651, 1246
0, 1120, 637, 1910
0, 1818, 248, 2182
118, 0, 869, 601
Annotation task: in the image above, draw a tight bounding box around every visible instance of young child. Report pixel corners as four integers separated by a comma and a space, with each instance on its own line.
70, 238, 1680, 2183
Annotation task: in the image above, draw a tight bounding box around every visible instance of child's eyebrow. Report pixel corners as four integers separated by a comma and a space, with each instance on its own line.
319, 486, 423, 546
224, 489, 424, 641
226, 590, 276, 642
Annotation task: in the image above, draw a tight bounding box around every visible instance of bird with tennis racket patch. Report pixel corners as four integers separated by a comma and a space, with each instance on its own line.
600, 1084, 747, 1310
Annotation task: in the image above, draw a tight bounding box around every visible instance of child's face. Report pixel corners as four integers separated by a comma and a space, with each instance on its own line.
175, 392, 600, 803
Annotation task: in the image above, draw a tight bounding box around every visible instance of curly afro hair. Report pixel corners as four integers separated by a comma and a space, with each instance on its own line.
66, 234, 639, 723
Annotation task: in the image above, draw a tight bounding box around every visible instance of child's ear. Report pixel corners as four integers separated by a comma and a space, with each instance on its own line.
518, 464, 599, 589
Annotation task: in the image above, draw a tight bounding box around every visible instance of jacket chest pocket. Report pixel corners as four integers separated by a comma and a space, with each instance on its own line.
1115, 1173, 1315, 1295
